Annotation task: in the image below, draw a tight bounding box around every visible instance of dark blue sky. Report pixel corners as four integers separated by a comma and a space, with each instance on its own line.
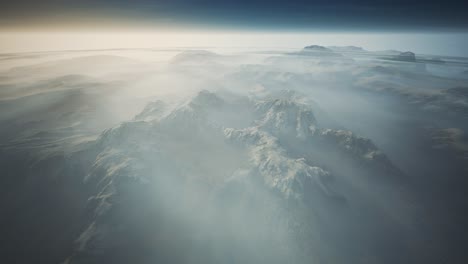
2, 0, 468, 31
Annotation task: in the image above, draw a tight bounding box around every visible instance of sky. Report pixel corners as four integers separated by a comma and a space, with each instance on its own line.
2, 0, 468, 31
1, 1, 468, 55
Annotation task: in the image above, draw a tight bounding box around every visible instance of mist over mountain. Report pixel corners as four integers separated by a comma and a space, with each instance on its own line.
1, 46, 467, 264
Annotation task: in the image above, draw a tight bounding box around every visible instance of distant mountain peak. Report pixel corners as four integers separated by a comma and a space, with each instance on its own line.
327, 46, 366, 52
396, 51, 416, 62
303, 45, 333, 52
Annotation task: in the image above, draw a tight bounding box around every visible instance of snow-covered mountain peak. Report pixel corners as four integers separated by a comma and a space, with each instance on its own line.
254, 97, 317, 139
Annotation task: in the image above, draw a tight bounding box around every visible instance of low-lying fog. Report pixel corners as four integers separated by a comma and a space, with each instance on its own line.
0, 45, 467, 264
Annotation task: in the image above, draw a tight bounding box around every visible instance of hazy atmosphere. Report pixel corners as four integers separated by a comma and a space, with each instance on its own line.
1, 1, 468, 264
